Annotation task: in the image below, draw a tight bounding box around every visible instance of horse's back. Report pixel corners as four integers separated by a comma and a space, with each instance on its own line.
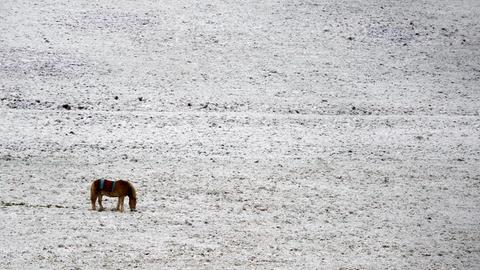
92, 179, 131, 197
91, 179, 135, 199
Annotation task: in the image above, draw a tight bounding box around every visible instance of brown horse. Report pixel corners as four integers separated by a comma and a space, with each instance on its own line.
90, 179, 137, 212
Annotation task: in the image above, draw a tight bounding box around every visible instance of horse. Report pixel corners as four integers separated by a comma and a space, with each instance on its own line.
90, 179, 137, 212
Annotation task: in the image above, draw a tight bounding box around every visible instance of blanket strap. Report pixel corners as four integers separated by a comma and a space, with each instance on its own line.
111, 181, 116, 192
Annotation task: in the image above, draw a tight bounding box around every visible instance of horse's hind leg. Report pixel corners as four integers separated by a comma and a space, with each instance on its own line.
98, 195, 105, 211
90, 193, 98, 210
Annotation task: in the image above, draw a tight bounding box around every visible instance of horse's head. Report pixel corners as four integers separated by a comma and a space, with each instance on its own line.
129, 196, 137, 211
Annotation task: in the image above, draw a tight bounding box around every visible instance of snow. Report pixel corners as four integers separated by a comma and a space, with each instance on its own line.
1, 0, 479, 269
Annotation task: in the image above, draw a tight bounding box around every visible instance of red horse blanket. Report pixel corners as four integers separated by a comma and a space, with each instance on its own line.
99, 179, 116, 192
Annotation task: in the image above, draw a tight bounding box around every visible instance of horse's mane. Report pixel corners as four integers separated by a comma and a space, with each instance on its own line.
128, 181, 137, 198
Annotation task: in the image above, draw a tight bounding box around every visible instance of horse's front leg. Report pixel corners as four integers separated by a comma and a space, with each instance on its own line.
98, 195, 105, 211
116, 197, 120, 211
117, 196, 125, 212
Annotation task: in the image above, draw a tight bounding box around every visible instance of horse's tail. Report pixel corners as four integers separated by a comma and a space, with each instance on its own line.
90, 180, 98, 199
128, 181, 137, 198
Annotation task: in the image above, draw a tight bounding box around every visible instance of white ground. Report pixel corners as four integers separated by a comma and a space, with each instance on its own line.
1, 0, 480, 269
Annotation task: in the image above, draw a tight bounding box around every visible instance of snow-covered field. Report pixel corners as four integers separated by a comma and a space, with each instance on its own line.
1, 0, 479, 269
